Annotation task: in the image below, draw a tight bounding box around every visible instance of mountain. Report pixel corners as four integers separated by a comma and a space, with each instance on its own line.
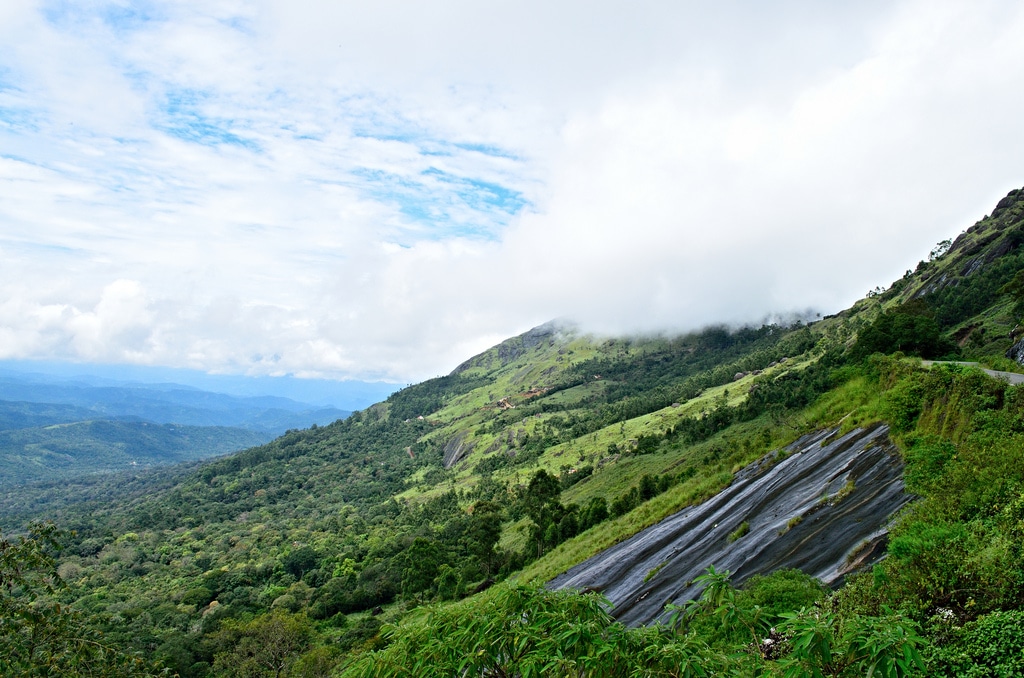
0, 370, 352, 434
0, 361, 399, 411
0, 371, 353, 489
0, 418, 271, 488
3, 186, 1024, 676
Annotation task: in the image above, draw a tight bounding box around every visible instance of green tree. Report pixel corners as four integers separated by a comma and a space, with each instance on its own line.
581, 496, 609, 530
0, 523, 161, 676
282, 545, 319, 580
523, 469, 561, 522
999, 269, 1024, 319
400, 537, 443, 597
212, 609, 313, 678
522, 469, 568, 558
465, 500, 503, 577
851, 302, 955, 360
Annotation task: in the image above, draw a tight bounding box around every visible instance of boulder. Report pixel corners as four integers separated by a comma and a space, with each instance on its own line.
1007, 337, 1024, 365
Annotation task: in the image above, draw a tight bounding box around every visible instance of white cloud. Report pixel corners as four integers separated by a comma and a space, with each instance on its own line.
1, 0, 1023, 382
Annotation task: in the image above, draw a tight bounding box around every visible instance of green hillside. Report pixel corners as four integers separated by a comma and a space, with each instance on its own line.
3, 187, 1024, 676
0, 418, 271, 487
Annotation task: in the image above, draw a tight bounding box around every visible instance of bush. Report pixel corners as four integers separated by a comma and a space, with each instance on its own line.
740, 569, 826, 617
902, 435, 957, 495
929, 610, 1024, 677
181, 586, 215, 607
851, 302, 957, 360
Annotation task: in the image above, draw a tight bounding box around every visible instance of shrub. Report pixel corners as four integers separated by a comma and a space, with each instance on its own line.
929, 610, 1024, 677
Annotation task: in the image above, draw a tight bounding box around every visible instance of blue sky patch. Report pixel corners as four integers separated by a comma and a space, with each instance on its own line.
0, 108, 36, 132
347, 105, 518, 161
421, 168, 526, 215
351, 129, 520, 162
351, 166, 527, 242
156, 89, 260, 151
0, 83, 41, 134
42, 1, 162, 33
218, 15, 255, 36
452, 142, 520, 160
100, 2, 161, 33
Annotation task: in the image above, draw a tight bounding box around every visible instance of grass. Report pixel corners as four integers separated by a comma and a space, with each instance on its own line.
979, 353, 1024, 375
778, 515, 803, 536
399, 326, 834, 515
833, 479, 856, 503
644, 561, 667, 583
727, 521, 750, 543
799, 374, 886, 433
498, 517, 531, 554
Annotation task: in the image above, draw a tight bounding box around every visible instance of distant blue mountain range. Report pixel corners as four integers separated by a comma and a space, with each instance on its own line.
0, 365, 395, 486
0, 360, 399, 411
0, 369, 356, 435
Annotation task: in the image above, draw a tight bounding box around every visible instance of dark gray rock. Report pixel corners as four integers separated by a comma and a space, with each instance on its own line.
1007, 337, 1024, 366
992, 189, 1020, 218
549, 424, 910, 627
442, 431, 474, 469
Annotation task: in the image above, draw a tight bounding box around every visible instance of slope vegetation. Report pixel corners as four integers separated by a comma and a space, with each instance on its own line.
0, 418, 270, 487
2, 186, 1024, 676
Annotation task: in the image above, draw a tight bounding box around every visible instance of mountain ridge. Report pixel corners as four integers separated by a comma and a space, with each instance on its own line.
3, 185, 1024, 676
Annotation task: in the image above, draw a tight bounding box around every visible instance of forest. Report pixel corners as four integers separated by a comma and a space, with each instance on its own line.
2, 187, 1024, 676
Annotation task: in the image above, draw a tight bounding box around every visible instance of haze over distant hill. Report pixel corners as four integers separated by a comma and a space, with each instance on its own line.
0, 419, 270, 488
0, 369, 355, 434
0, 367, 372, 487
0, 361, 399, 411
3, 187, 1024, 676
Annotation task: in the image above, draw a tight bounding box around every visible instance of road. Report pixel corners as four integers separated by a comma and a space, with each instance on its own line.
920, 360, 1024, 385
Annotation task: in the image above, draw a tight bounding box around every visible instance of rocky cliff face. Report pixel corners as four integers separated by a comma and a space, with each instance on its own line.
549, 424, 910, 627
442, 430, 475, 469
1007, 335, 1024, 365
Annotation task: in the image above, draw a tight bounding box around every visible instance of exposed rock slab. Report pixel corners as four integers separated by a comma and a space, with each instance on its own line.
1007, 337, 1024, 367
442, 431, 474, 469
549, 424, 911, 627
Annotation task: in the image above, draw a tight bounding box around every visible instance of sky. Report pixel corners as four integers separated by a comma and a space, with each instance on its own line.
2, 0, 1024, 385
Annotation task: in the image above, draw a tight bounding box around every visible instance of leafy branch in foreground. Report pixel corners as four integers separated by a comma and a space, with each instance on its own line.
0, 522, 164, 677
339, 583, 719, 678
776, 607, 924, 678
339, 568, 925, 678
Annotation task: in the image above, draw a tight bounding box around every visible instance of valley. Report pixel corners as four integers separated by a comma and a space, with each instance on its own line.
4, 186, 1024, 676
0, 372, 353, 487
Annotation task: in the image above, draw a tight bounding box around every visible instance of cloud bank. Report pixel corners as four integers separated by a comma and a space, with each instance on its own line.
1, 1, 1023, 382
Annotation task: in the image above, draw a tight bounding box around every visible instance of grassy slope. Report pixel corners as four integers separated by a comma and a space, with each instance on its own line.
5, 186, 1023, 676
387, 185, 1024, 587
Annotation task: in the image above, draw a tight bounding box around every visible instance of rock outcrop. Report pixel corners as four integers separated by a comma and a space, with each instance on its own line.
1007, 336, 1024, 365
442, 431, 474, 469
549, 424, 910, 627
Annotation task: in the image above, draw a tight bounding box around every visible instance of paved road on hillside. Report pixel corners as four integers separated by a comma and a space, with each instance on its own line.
921, 360, 1024, 385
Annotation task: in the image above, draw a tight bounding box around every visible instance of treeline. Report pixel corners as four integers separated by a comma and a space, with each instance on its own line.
385, 373, 493, 421
344, 358, 1024, 677
484, 325, 818, 449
